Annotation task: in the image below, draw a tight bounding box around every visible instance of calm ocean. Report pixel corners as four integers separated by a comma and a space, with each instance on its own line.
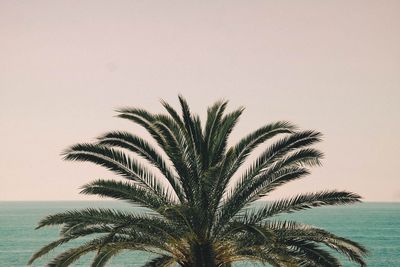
0, 202, 399, 267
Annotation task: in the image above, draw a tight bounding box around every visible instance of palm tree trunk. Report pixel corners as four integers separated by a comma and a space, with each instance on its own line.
191, 242, 217, 267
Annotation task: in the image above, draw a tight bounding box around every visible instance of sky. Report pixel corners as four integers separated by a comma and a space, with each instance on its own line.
1, 0, 399, 201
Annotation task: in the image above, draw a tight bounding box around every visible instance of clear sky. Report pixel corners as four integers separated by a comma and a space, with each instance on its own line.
1, 0, 399, 201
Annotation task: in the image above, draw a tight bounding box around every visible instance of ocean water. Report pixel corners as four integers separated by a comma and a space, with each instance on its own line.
0, 202, 399, 267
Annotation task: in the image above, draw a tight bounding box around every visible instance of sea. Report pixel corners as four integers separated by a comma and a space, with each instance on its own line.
0, 202, 399, 267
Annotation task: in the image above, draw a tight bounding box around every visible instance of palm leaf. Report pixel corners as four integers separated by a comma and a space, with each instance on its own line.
80, 179, 166, 210
63, 144, 174, 204
142, 255, 175, 267
241, 191, 361, 224
97, 131, 185, 201
91, 248, 120, 267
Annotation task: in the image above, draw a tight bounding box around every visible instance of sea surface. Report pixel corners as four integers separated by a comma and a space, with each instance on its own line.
0, 202, 399, 267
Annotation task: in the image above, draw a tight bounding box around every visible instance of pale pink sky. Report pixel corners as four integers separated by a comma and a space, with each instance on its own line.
1, 0, 399, 201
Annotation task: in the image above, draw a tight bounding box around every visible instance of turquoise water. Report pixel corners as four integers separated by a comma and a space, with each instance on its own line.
0, 202, 399, 266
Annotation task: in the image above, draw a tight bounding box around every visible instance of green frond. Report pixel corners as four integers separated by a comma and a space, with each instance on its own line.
116, 108, 196, 199
263, 220, 367, 266
152, 114, 199, 203
237, 130, 322, 187
116, 108, 166, 145
227, 121, 297, 173
160, 99, 185, 128
97, 131, 185, 202
203, 100, 228, 166
46, 243, 98, 267
115, 108, 198, 195
212, 121, 296, 209
208, 107, 244, 166
160, 99, 203, 178
242, 191, 362, 224
80, 179, 166, 210
177, 95, 196, 138
28, 237, 74, 265
177, 96, 203, 154
216, 135, 324, 231
141, 255, 175, 267
246, 167, 311, 201
229, 244, 304, 267
63, 143, 174, 204
45, 236, 146, 267
176, 96, 204, 178
289, 240, 342, 267
215, 167, 310, 233
36, 208, 163, 230
91, 247, 120, 267
30, 211, 182, 266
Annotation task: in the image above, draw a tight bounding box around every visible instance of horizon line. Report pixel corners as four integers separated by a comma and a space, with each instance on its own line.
1, 200, 399, 203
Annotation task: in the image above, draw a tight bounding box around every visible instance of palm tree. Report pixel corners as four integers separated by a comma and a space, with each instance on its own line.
29, 96, 367, 267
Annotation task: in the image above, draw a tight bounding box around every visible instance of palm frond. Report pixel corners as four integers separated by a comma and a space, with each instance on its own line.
80, 179, 166, 210
264, 220, 368, 266
212, 121, 296, 210
45, 236, 149, 267
225, 121, 297, 176
176, 96, 204, 179
241, 191, 361, 224
215, 167, 310, 233
152, 114, 199, 204
230, 245, 303, 267
236, 131, 323, 189
36, 208, 176, 234
91, 247, 120, 267
28, 237, 74, 265
46, 242, 98, 267
116, 108, 196, 189
63, 144, 174, 204
141, 255, 175, 267
203, 100, 228, 167
116, 108, 167, 147
97, 131, 185, 202
289, 240, 342, 267
208, 107, 244, 167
